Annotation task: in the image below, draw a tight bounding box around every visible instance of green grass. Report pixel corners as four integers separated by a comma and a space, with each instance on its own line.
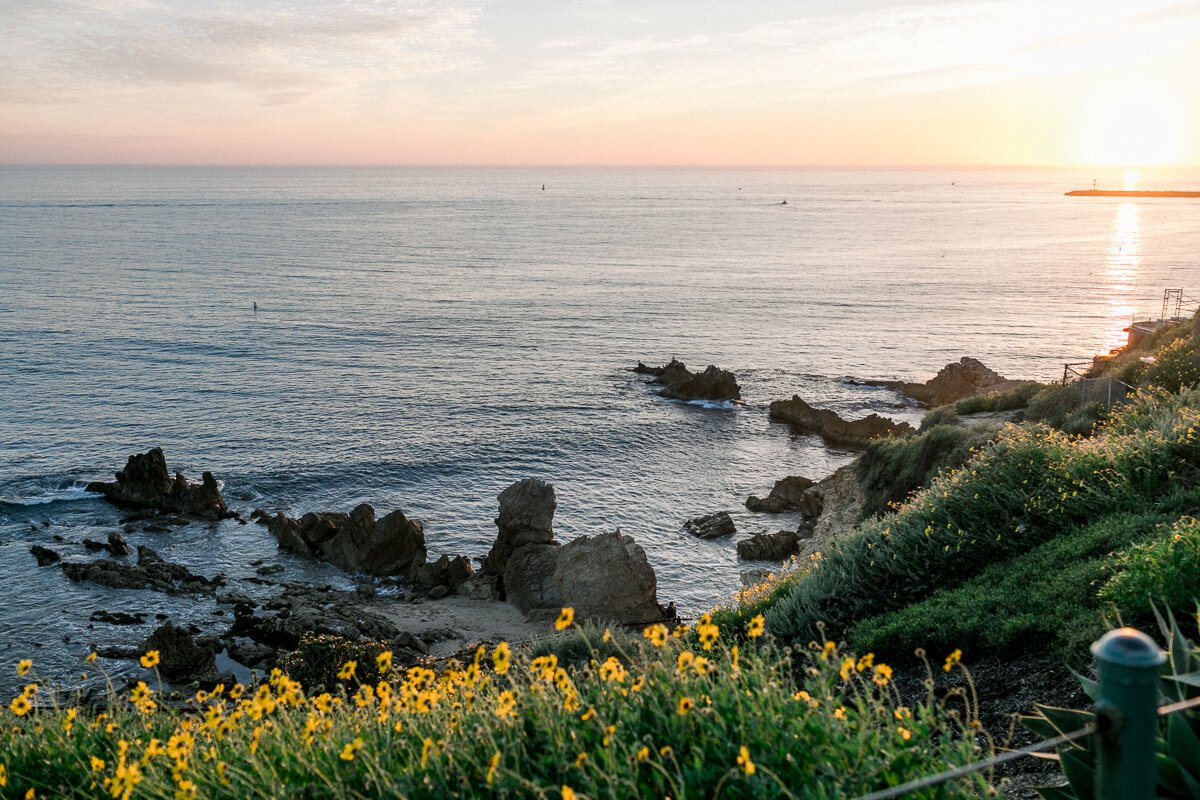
765, 387, 1200, 649
1101, 515, 1200, 618
953, 383, 1042, 415
0, 622, 985, 799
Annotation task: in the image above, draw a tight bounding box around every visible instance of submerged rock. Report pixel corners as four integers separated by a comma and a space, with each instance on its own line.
61, 545, 223, 595
30, 545, 61, 567
268, 503, 426, 577
769, 395, 913, 448
684, 511, 736, 539
745, 475, 816, 513
85, 448, 234, 520
635, 358, 741, 402
861, 357, 1026, 407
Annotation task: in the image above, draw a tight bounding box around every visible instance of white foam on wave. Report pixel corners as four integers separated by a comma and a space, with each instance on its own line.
1, 483, 102, 506
684, 399, 746, 411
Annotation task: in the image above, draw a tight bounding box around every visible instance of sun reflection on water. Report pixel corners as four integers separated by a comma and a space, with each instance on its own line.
1102, 202, 1140, 352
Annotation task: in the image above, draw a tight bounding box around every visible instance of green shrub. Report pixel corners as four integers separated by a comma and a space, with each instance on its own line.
1101, 515, 1200, 616
275, 633, 391, 692
766, 388, 1200, 646
918, 406, 959, 432
856, 423, 992, 520
848, 512, 1171, 661
954, 383, 1042, 415
1025, 384, 1107, 435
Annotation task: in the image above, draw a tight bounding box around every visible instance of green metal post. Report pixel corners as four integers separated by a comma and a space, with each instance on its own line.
1092, 627, 1165, 800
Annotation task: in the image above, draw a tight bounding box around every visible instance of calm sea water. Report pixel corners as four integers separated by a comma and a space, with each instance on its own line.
1, 166, 1197, 685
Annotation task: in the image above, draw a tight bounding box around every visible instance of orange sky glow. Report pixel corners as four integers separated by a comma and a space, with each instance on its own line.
2, 1, 1198, 167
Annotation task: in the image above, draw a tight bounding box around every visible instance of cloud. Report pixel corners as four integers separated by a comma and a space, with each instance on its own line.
0, 0, 482, 105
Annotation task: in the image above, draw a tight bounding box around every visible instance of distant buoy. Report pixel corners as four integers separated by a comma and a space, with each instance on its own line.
541, 184, 545, 191
253, 302, 258, 312
781, 200, 787, 205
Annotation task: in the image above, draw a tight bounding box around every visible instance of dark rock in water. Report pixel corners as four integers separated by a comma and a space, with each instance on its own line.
86, 448, 234, 520
485, 479, 556, 576
736, 531, 803, 561
769, 395, 914, 448
83, 539, 108, 552
30, 545, 61, 566
107, 533, 132, 556
61, 546, 224, 595
684, 511, 736, 539
635, 358, 741, 402
859, 357, 1026, 408
256, 564, 284, 576
250, 508, 272, 526
268, 503, 426, 577
745, 475, 816, 513
90, 610, 147, 626
143, 621, 218, 681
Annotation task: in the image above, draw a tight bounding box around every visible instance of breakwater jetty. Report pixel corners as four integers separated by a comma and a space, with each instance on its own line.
1065, 189, 1200, 198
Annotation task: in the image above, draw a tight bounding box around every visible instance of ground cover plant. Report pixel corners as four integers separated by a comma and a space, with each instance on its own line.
0, 611, 988, 799
765, 386, 1200, 650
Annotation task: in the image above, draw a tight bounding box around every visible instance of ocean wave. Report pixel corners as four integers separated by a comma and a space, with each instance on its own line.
683, 399, 745, 411
0, 483, 101, 507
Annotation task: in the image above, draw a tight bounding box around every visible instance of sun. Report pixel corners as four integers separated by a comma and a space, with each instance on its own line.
1076, 82, 1187, 167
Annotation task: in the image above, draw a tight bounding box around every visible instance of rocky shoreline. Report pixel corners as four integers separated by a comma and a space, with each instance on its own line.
19, 354, 1021, 690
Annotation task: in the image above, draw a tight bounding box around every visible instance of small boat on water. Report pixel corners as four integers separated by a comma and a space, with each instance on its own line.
1066, 189, 1200, 198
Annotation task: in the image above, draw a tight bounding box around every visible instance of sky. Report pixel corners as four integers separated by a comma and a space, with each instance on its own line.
2, 0, 1199, 166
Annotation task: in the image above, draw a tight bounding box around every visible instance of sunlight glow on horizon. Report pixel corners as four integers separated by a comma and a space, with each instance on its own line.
2, 1, 1199, 167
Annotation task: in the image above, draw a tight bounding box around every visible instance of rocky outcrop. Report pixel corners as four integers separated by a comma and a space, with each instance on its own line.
412, 554, 474, 600
143, 621, 218, 682
485, 479, 557, 576
485, 479, 663, 624
86, 448, 234, 520
745, 476, 815, 513
61, 546, 223, 594
683, 511, 736, 539
769, 395, 913, 448
736, 530, 810, 561
862, 357, 1026, 407
268, 503, 426, 577
635, 359, 741, 402
811, 465, 865, 541
83, 533, 131, 557
554, 531, 662, 624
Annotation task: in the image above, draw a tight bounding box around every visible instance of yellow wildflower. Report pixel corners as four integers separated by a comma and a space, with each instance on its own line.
873, 663, 893, 686
598, 656, 627, 683
9, 696, 31, 717
420, 737, 433, 768
636, 746, 649, 761
486, 751, 500, 784
856, 653, 874, 672
574, 752, 587, 767
494, 690, 517, 720
677, 696, 693, 716
492, 642, 511, 675
838, 657, 855, 681
376, 651, 393, 675
0, 764, 5, 787
86, 652, 98, 663
943, 648, 963, 672
91, 756, 106, 772
337, 661, 357, 681
736, 745, 756, 776
562, 787, 577, 800
897, 726, 912, 741
746, 615, 765, 638
581, 707, 595, 721
339, 737, 364, 761
15, 660, 31, 677
834, 707, 847, 720
643, 624, 668, 647
139, 650, 160, 669
555, 607, 575, 630
602, 628, 612, 643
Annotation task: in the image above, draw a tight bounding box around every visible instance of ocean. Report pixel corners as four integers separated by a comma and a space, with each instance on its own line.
1, 165, 1198, 686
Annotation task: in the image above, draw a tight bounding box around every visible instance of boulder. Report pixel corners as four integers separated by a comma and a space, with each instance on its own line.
85, 448, 234, 520
769, 395, 914, 448
635, 359, 741, 402
30, 545, 61, 566
502, 543, 564, 614
268, 503, 426, 577
412, 554, 474, 597
736, 530, 804, 561
812, 464, 865, 541
485, 479, 556, 576
142, 621, 218, 682
90, 610, 147, 626
861, 357, 1025, 407
684, 511, 736, 539
61, 546, 223, 594
554, 531, 661, 624
745, 475, 816, 513
107, 533, 132, 556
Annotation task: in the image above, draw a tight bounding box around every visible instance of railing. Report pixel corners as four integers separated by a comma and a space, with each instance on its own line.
854, 627, 1195, 800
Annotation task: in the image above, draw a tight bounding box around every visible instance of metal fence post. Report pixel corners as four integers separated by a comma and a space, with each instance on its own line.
1092, 627, 1166, 800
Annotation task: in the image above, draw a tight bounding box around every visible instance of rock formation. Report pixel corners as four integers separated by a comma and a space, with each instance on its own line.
736, 529, 811, 561
142, 621, 218, 682
61, 546, 223, 594
635, 359, 741, 402
86, 448, 234, 520
30, 545, 61, 566
483, 478, 662, 624
769, 395, 914, 448
861, 357, 1027, 407
268, 503, 427, 577
745, 476, 815, 513
808, 465, 865, 541
683, 511, 736, 539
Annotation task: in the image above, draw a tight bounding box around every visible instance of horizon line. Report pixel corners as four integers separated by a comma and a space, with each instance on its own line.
4, 162, 1199, 171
